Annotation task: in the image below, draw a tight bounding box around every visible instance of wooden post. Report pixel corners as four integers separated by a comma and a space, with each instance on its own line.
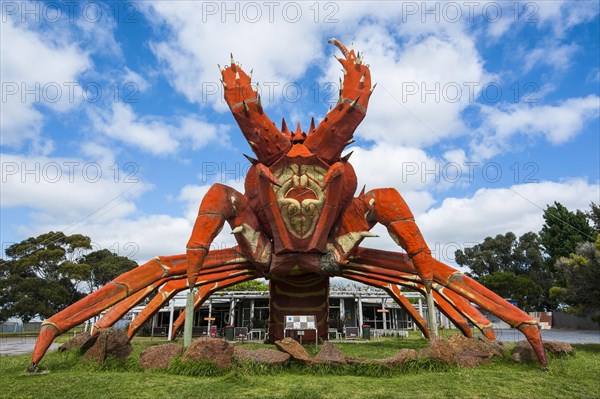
426, 289, 438, 338
184, 289, 194, 347
381, 298, 387, 331
167, 299, 175, 341
229, 299, 236, 325
357, 296, 363, 335
207, 299, 213, 334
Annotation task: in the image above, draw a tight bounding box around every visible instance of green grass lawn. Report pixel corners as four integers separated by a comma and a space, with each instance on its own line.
1, 335, 599, 399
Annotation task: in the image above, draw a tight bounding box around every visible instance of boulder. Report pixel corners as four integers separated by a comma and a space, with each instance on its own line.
314, 342, 347, 365
477, 336, 508, 356
104, 329, 133, 359
182, 338, 234, 368
233, 347, 290, 366
83, 332, 107, 363
511, 341, 536, 363
376, 349, 417, 366
418, 335, 502, 368
543, 341, 575, 356
511, 340, 575, 363
139, 343, 184, 369
82, 329, 133, 364
274, 337, 311, 363
345, 357, 372, 365
58, 333, 97, 352
418, 337, 455, 365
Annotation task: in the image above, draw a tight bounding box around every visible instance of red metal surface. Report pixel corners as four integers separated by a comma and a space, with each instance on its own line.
29, 39, 547, 370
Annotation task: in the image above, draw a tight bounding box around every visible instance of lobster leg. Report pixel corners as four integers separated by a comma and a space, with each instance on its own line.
127, 263, 256, 339
351, 247, 547, 368
366, 267, 493, 339
434, 284, 495, 339
31, 255, 184, 368
187, 184, 271, 288
342, 266, 475, 339
30, 249, 246, 369
126, 278, 187, 339
92, 276, 171, 333
344, 248, 495, 339
362, 188, 434, 288
169, 273, 259, 340
341, 273, 430, 338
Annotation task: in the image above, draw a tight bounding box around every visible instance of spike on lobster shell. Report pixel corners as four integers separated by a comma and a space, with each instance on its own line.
308, 117, 316, 134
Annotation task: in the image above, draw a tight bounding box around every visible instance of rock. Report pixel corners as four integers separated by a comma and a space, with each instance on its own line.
314, 342, 347, 365
345, 357, 373, 365
58, 333, 97, 352
511, 340, 575, 363
139, 343, 184, 369
418, 335, 502, 368
105, 329, 133, 359
83, 332, 107, 363
511, 341, 536, 363
82, 329, 133, 364
477, 336, 508, 356
376, 349, 417, 366
182, 338, 234, 368
418, 337, 455, 364
543, 341, 575, 356
233, 347, 290, 366
274, 337, 311, 363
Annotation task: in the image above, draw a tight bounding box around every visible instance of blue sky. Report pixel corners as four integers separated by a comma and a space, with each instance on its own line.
1, 1, 599, 267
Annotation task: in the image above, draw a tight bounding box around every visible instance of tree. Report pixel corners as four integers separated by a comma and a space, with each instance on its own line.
0, 257, 82, 323
1, 232, 91, 322
76, 249, 138, 292
586, 202, 600, 234
455, 232, 518, 278
4, 231, 91, 281
540, 202, 596, 263
478, 272, 543, 311
1, 232, 137, 322
553, 235, 600, 324
455, 232, 551, 309
221, 279, 268, 291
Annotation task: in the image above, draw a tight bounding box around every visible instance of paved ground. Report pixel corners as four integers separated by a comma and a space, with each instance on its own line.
0, 336, 58, 356
492, 328, 600, 344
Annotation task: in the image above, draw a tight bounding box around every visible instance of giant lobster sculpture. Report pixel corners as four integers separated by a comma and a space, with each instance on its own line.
30, 39, 547, 370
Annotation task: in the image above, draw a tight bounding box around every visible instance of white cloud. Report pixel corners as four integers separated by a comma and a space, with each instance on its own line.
351, 144, 440, 191
89, 103, 229, 156
140, 3, 497, 150
74, 5, 122, 59
481, 1, 600, 39
123, 67, 150, 93
17, 180, 246, 264
0, 17, 91, 150
90, 103, 179, 155
141, 2, 330, 111
523, 43, 579, 73
80, 142, 117, 166
471, 95, 600, 159
536, 1, 600, 38
1, 153, 150, 223
419, 179, 599, 253
320, 22, 493, 147
358, 178, 599, 265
